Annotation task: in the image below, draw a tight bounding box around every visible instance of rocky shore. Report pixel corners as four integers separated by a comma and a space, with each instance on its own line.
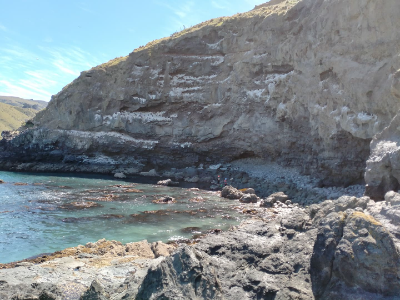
1, 188, 399, 299
1, 0, 400, 298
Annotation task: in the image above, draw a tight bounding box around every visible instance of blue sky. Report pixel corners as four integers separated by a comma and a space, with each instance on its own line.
0, 0, 268, 101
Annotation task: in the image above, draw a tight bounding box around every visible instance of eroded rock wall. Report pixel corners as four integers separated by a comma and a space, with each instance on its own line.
3, 0, 400, 186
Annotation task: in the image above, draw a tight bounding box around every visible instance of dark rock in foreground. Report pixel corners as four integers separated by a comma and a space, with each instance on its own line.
1, 194, 400, 299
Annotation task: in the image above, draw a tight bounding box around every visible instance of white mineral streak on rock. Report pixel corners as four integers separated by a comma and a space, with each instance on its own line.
209, 164, 221, 170
29, 0, 400, 194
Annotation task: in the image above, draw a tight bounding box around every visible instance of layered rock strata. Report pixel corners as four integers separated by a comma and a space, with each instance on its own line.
1, 0, 400, 189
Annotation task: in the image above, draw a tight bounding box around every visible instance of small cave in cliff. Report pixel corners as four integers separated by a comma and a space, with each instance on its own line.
234, 151, 259, 160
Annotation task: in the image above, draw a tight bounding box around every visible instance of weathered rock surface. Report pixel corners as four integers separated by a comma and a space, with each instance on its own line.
221, 185, 243, 199
239, 193, 259, 203
2, 195, 400, 299
136, 195, 400, 300
365, 69, 400, 199
0, 239, 176, 300
260, 191, 289, 207
2, 0, 400, 189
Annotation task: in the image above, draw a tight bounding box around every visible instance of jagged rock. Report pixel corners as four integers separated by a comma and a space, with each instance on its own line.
113, 172, 126, 179
81, 279, 108, 300
151, 241, 175, 258
310, 212, 346, 298
365, 69, 400, 200
156, 179, 179, 186
125, 240, 155, 259
312, 211, 400, 299
136, 247, 223, 300
220, 186, 243, 200
310, 195, 370, 225
384, 190, 400, 206
259, 198, 273, 208
239, 193, 259, 203
138, 207, 316, 300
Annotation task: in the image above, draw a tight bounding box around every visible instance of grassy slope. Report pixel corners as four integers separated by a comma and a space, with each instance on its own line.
0, 102, 37, 133
0, 96, 47, 110
92, 0, 298, 71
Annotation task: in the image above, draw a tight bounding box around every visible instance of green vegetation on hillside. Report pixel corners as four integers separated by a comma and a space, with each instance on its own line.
0, 102, 38, 135
0, 96, 47, 110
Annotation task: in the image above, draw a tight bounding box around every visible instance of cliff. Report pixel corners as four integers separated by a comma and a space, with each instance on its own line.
1, 0, 400, 196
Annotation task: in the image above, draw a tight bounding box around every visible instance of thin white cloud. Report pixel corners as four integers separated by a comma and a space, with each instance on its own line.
0, 80, 51, 100
0, 23, 7, 32
0, 44, 102, 101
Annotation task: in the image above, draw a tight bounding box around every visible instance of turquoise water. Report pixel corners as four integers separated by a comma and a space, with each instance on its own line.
0, 171, 246, 264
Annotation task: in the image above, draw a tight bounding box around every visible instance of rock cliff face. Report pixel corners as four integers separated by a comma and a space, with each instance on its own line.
1, 0, 400, 190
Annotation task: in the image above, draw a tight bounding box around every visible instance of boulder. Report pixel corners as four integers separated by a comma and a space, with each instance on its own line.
113, 172, 126, 179
384, 190, 400, 206
136, 247, 223, 300
157, 179, 179, 186
239, 194, 259, 203
151, 241, 175, 258
311, 211, 400, 299
125, 240, 155, 259
240, 188, 256, 195
221, 186, 243, 200
260, 192, 289, 207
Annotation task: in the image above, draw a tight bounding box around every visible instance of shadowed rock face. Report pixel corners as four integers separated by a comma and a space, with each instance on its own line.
1, 0, 400, 186
365, 70, 400, 199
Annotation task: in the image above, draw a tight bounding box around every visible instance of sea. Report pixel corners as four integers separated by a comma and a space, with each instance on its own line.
0, 171, 247, 264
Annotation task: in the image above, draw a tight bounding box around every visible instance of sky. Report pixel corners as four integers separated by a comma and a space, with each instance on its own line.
0, 0, 268, 101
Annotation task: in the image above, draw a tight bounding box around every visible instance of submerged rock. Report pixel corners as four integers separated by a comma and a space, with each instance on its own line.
189, 196, 205, 203
152, 196, 176, 204
59, 201, 103, 210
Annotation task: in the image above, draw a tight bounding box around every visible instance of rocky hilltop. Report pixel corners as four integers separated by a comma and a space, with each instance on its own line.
1, 0, 400, 198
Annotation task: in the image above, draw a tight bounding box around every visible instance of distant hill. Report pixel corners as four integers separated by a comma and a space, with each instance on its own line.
0, 96, 48, 110
0, 96, 47, 135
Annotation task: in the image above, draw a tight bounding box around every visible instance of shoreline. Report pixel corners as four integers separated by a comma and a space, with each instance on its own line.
0, 157, 366, 201
1, 191, 397, 299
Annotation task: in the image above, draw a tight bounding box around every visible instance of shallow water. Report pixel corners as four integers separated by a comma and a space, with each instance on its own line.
0, 171, 247, 264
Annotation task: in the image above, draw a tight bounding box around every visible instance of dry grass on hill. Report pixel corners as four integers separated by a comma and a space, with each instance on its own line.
0, 102, 37, 134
